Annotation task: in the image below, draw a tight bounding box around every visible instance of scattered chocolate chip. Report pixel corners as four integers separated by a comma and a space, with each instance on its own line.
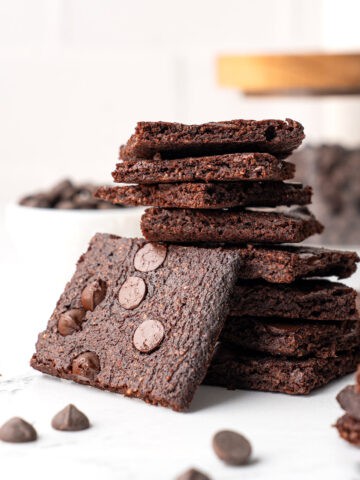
81, 279, 107, 311
58, 309, 86, 336
118, 276, 147, 310
134, 243, 167, 272
133, 320, 165, 353
176, 468, 211, 480
0, 417, 37, 443
337, 385, 360, 420
72, 352, 100, 382
51, 404, 90, 431
212, 430, 252, 465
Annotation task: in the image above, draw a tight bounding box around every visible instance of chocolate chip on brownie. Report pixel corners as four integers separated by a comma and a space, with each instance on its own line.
58, 309, 86, 336
118, 276, 147, 310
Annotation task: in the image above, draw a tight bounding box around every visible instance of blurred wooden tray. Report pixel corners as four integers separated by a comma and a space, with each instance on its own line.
217, 53, 360, 95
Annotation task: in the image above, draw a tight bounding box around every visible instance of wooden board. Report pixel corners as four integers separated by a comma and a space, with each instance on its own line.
217, 53, 360, 95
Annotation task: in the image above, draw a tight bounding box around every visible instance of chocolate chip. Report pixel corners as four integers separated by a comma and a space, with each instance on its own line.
118, 276, 147, 310
58, 309, 86, 336
56, 200, 75, 209
134, 243, 167, 272
81, 279, 107, 311
212, 430, 252, 465
51, 404, 90, 431
0, 417, 37, 443
337, 385, 360, 420
72, 352, 100, 382
176, 468, 211, 480
133, 320, 165, 353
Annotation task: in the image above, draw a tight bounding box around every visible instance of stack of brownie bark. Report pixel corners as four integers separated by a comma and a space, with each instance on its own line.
96, 119, 360, 396
31, 119, 360, 412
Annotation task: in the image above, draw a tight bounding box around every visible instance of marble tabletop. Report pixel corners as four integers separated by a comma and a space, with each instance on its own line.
1, 205, 359, 480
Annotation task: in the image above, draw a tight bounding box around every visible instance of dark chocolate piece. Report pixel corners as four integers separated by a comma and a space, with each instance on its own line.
176, 468, 211, 480
113, 153, 295, 184
337, 385, 360, 421
51, 404, 90, 431
335, 414, 360, 446
234, 244, 359, 283
205, 344, 360, 395
230, 280, 359, 321
120, 119, 304, 160
96, 182, 312, 209
118, 276, 147, 310
0, 417, 37, 443
19, 179, 123, 210
31, 234, 239, 412
141, 207, 323, 244
221, 317, 360, 358
212, 430, 252, 465
58, 309, 86, 336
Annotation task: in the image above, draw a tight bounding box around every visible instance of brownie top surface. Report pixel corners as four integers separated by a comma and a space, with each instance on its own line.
31, 233, 240, 411
121, 118, 304, 159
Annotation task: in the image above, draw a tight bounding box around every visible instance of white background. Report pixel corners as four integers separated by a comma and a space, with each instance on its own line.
1, 0, 360, 204
1, 1, 360, 479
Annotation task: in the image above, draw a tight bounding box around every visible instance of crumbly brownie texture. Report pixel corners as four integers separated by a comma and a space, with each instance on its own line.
120, 119, 304, 160
335, 414, 360, 446
30, 234, 240, 412
96, 182, 312, 210
221, 317, 360, 358
112, 153, 295, 184
141, 207, 324, 244
234, 245, 359, 283
204, 344, 360, 395
230, 280, 359, 321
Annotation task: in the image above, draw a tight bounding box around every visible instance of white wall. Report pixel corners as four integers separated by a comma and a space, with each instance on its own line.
0, 0, 359, 203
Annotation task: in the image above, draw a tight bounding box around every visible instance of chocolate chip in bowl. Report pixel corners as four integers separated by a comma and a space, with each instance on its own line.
18, 179, 122, 210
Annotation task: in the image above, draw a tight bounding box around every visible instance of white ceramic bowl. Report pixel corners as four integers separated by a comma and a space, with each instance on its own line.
5, 203, 145, 294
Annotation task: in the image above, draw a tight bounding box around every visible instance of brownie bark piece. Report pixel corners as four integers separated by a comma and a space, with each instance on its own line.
204, 344, 360, 395
230, 279, 359, 321
112, 153, 295, 184
120, 119, 304, 160
96, 182, 312, 210
141, 207, 324, 244
335, 414, 360, 446
221, 317, 360, 358
30, 234, 240, 412
235, 244, 359, 283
